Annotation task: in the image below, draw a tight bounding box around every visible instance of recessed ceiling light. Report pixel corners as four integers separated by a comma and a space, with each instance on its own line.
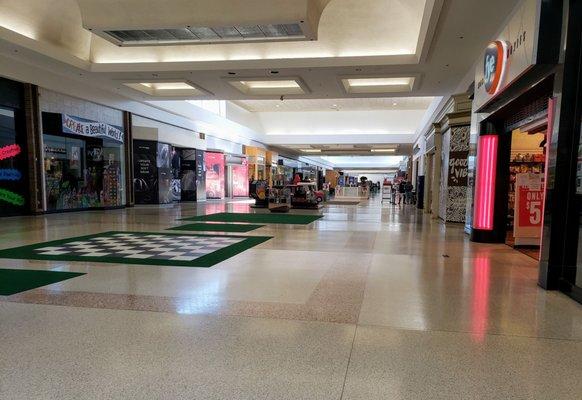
392, 102, 398, 106
371, 149, 396, 153
300, 149, 321, 153
227, 78, 308, 95
123, 81, 208, 97
341, 77, 415, 94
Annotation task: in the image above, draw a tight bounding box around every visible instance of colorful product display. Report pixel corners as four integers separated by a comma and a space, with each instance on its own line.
42, 113, 125, 211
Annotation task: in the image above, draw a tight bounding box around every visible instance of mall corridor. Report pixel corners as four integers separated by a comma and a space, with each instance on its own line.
1, 199, 581, 399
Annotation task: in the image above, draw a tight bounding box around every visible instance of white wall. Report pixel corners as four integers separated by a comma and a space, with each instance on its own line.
132, 115, 206, 149
39, 88, 123, 126
258, 110, 425, 145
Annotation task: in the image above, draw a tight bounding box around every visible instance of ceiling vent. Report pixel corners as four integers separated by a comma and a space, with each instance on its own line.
76, 0, 331, 46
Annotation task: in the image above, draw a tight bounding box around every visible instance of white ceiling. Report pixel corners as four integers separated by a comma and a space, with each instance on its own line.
233, 96, 435, 112
317, 155, 406, 169
0, 0, 520, 155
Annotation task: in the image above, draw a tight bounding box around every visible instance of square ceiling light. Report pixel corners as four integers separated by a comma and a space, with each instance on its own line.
227, 78, 309, 96
123, 81, 210, 97
340, 76, 416, 94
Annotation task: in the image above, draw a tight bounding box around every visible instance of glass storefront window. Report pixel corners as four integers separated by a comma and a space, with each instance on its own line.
43, 134, 125, 211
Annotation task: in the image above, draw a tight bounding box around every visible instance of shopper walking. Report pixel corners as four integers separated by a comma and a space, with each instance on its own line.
405, 181, 413, 204
397, 180, 406, 205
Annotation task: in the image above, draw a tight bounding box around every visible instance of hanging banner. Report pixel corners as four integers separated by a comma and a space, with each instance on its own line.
514, 173, 544, 244
62, 114, 124, 143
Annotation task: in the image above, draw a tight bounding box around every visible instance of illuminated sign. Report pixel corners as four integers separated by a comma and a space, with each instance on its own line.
0, 188, 25, 206
0, 169, 22, 181
483, 41, 509, 95
0, 144, 21, 160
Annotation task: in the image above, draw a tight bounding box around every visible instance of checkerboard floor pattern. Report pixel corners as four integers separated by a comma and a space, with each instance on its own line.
34, 233, 245, 262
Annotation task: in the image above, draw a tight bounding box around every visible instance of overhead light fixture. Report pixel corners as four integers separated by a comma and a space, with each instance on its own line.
227, 77, 309, 96
340, 76, 416, 94
300, 149, 322, 153
122, 80, 210, 98
371, 149, 396, 153
77, 0, 323, 46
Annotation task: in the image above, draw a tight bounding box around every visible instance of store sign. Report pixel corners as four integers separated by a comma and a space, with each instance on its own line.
62, 114, 124, 143
448, 151, 469, 186
483, 41, 509, 95
474, 0, 539, 110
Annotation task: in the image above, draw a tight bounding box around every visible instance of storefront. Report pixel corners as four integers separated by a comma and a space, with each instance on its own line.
0, 77, 28, 217
469, 0, 582, 302
132, 116, 206, 204
42, 112, 126, 211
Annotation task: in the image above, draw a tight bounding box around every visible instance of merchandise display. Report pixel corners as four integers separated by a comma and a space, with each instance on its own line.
43, 112, 125, 211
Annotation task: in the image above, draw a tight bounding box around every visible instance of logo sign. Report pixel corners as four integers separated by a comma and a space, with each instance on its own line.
62, 114, 124, 143
483, 41, 508, 95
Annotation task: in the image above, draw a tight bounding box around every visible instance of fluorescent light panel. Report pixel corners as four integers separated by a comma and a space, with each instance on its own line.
300, 149, 322, 153
124, 81, 207, 97
371, 149, 396, 153
341, 77, 415, 94
228, 78, 307, 95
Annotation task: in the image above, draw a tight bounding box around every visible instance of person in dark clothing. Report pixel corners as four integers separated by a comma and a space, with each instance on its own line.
405, 181, 414, 204
397, 180, 406, 205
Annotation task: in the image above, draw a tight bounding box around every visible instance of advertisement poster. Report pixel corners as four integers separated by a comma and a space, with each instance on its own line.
448, 151, 469, 186
514, 173, 544, 244
157, 142, 172, 204
180, 149, 197, 201
232, 161, 249, 197
205, 151, 225, 199
133, 140, 158, 204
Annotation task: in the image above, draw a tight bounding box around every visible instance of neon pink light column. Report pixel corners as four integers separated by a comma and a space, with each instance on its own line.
473, 135, 499, 230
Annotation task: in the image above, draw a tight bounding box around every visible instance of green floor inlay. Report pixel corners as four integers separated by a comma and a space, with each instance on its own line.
167, 223, 264, 233
0, 268, 85, 296
180, 212, 324, 225
0, 231, 273, 268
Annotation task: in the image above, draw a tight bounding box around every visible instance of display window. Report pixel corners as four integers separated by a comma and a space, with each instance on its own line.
0, 107, 27, 216
42, 113, 125, 211
205, 151, 225, 199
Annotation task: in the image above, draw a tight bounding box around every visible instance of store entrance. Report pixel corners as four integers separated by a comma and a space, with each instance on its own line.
504, 123, 547, 259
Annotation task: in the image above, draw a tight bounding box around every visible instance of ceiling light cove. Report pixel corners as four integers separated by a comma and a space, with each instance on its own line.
227, 78, 308, 96
123, 81, 209, 98
341, 76, 417, 94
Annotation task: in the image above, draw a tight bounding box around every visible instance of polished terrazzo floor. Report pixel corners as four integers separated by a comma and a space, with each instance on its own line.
1, 198, 581, 399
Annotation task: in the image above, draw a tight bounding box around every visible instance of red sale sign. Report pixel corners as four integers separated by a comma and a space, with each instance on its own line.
514, 173, 544, 244
518, 187, 543, 227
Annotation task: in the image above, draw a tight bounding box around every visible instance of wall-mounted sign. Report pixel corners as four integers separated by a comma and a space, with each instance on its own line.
0, 188, 25, 206
0, 144, 21, 160
484, 41, 509, 95
448, 151, 469, 186
62, 114, 124, 143
474, 0, 539, 110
